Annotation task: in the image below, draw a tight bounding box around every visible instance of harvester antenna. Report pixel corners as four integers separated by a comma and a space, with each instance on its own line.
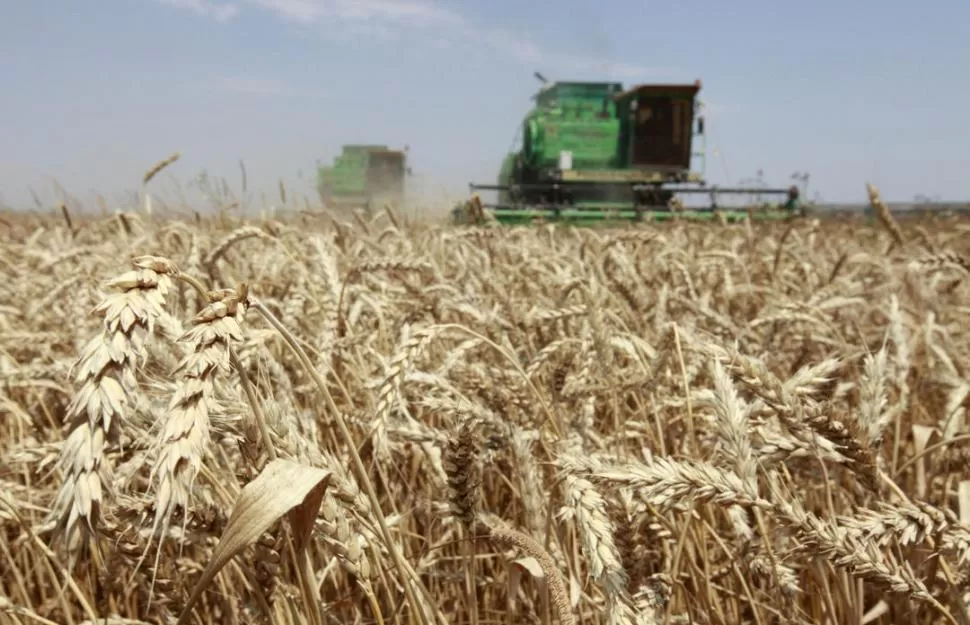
533, 71, 548, 84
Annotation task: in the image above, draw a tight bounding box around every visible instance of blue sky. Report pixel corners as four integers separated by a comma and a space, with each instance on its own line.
1, 0, 966, 211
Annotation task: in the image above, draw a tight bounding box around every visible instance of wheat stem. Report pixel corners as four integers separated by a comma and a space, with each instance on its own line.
250, 297, 434, 625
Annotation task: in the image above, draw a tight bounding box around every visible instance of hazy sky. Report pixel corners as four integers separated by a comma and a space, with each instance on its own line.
1, 0, 966, 211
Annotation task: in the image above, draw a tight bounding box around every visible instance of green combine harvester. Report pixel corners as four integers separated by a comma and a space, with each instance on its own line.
456, 74, 800, 225
317, 144, 409, 213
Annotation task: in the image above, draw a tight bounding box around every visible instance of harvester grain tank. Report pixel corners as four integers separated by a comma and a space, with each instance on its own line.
317, 144, 409, 213
459, 76, 799, 225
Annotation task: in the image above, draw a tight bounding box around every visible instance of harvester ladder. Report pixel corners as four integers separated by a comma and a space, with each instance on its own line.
692, 120, 707, 179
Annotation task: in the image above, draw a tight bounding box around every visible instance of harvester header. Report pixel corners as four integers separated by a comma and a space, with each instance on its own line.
459, 75, 799, 225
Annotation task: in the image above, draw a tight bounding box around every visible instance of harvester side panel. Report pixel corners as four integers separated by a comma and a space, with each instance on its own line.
367, 150, 407, 204
525, 81, 624, 173
532, 118, 620, 171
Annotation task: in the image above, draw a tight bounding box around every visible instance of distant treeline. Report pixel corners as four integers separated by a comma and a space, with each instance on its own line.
813, 202, 970, 217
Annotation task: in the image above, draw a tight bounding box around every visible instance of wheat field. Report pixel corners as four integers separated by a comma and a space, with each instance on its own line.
2, 187, 970, 625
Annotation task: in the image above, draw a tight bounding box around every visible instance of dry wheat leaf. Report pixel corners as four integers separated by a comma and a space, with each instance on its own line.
861, 599, 889, 624
175, 458, 334, 625
512, 556, 545, 579
911, 424, 936, 498
959, 481, 970, 524
568, 574, 582, 608
511, 557, 581, 608
507, 559, 523, 607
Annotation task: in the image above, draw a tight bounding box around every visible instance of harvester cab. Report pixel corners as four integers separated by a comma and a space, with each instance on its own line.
317, 144, 409, 214
462, 74, 797, 225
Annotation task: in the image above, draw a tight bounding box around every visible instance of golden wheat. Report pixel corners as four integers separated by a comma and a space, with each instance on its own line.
2, 188, 970, 625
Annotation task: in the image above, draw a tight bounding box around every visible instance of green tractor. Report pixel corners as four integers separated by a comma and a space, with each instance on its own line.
317, 144, 410, 214
457, 74, 800, 225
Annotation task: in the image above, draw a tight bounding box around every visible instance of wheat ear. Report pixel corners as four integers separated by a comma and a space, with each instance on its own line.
48, 255, 178, 553
150, 284, 251, 542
